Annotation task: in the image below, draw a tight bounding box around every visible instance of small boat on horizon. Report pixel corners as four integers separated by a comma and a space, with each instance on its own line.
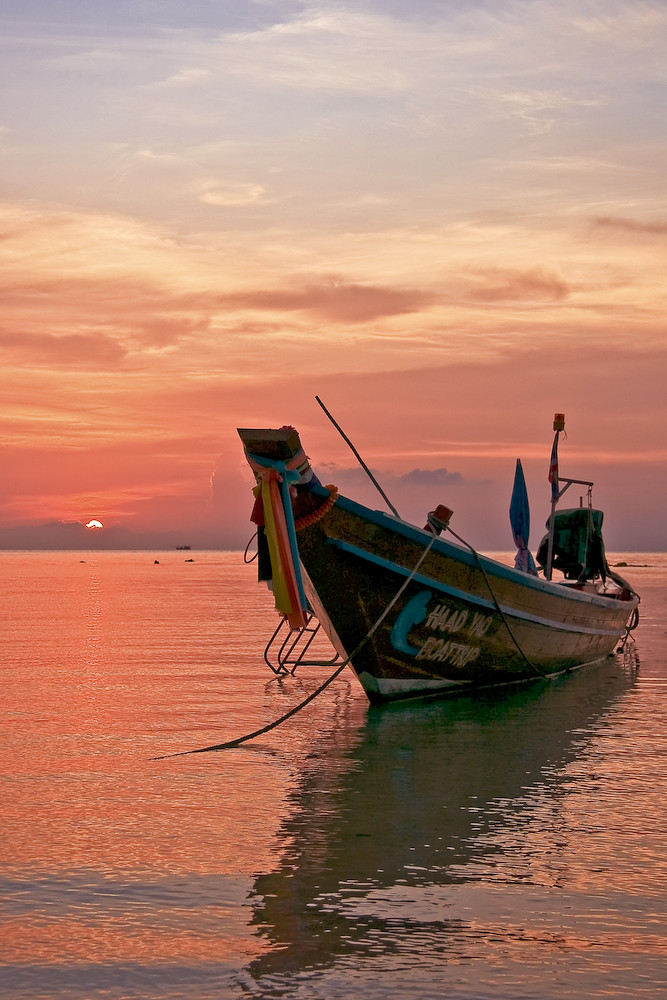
238, 414, 639, 705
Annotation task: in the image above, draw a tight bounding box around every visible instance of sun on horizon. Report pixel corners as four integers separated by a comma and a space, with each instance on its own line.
86, 519, 104, 529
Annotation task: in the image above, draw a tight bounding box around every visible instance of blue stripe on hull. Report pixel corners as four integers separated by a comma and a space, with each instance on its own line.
328, 538, 625, 638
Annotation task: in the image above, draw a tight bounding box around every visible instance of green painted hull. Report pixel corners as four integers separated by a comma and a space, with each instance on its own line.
294, 490, 638, 704
237, 426, 639, 705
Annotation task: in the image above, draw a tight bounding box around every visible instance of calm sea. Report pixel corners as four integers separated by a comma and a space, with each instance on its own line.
1, 550, 665, 999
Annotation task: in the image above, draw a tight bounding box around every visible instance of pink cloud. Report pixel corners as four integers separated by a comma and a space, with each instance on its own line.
0, 329, 127, 366
220, 279, 435, 322
461, 267, 570, 303
591, 216, 667, 236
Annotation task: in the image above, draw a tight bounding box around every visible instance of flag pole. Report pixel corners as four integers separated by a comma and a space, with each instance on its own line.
545, 413, 565, 581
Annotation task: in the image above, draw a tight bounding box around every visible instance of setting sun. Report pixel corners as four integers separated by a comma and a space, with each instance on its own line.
86, 519, 104, 529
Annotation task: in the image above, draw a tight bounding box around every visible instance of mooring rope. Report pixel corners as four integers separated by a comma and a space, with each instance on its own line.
447, 529, 638, 670
152, 532, 439, 759
617, 605, 639, 651
155, 513, 636, 760
444, 524, 547, 678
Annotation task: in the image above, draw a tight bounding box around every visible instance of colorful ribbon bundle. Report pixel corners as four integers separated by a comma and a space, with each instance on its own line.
247, 451, 309, 631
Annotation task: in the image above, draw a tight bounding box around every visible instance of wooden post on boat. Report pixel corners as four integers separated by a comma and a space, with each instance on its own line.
545, 413, 565, 581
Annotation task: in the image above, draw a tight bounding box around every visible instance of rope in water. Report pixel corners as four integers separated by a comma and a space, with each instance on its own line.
155, 511, 637, 760
152, 531, 439, 759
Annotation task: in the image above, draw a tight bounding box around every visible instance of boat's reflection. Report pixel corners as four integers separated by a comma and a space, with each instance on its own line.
244, 649, 638, 985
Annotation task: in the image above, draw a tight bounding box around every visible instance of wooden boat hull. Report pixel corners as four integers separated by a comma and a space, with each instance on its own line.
292, 488, 638, 704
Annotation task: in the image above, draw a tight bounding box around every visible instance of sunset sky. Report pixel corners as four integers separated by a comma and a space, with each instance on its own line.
1, 0, 665, 551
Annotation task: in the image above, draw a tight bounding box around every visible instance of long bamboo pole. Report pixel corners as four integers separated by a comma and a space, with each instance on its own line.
315, 395, 401, 518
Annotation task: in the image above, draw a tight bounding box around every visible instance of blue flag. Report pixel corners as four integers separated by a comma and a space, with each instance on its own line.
510, 459, 538, 574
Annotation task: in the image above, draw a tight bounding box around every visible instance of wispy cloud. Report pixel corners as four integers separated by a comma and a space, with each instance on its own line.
591, 215, 667, 236
196, 181, 271, 207
460, 268, 569, 303
0, 329, 126, 366
221, 279, 435, 322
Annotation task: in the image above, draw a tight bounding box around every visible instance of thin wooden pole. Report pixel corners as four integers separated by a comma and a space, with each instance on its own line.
315, 395, 401, 518
546, 493, 558, 581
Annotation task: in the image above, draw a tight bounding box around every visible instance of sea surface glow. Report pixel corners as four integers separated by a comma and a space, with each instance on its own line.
1, 551, 665, 999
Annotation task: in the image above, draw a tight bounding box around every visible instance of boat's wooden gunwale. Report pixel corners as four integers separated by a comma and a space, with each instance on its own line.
304, 491, 636, 631
298, 528, 627, 694
316, 488, 627, 598
326, 537, 627, 637
289, 487, 638, 700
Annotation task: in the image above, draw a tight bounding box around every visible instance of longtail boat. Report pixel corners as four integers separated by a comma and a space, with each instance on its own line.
238, 414, 639, 704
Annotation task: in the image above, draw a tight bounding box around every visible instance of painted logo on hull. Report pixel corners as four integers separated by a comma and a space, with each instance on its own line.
390, 590, 495, 669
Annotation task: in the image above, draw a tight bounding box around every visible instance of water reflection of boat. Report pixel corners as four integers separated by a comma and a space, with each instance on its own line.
244, 654, 637, 986
238, 417, 639, 704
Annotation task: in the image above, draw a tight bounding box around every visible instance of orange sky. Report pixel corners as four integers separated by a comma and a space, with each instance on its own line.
1, 1, 666, 550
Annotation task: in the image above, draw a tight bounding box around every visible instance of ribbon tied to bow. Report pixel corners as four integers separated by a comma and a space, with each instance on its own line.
247, 452, 309, 630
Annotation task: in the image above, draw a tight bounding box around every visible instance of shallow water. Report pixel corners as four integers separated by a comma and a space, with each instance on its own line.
1, 551, 665, 998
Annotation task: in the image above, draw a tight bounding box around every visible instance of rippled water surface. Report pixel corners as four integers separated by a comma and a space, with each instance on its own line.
1, 551, 666, 999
